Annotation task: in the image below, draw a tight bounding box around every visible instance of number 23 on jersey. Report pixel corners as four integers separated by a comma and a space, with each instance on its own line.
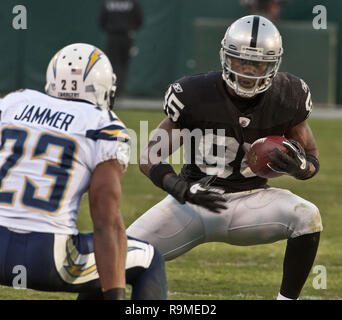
0, 126, 78, 214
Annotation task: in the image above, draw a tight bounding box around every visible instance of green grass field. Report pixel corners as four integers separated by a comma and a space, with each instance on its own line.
0, 109, 341, 300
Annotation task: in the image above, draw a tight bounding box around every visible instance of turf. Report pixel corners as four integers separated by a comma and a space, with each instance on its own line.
0, 109, 341, 300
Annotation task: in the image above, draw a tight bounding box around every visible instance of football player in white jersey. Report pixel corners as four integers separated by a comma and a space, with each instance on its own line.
0, 43, 167, 300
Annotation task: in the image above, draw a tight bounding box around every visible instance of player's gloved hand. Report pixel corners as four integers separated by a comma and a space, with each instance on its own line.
187, 176, 228, 213
267, 139, 310, 180
162, 175, 227, 213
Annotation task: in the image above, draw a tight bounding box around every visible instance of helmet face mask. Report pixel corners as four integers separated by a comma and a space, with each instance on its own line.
220, 15, 283, 98
45, 43, 117, 110
108, 74, 118, 110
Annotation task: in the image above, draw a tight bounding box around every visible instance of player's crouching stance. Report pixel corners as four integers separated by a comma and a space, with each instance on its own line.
0, 43, 167, 300
127, 16, 323, 300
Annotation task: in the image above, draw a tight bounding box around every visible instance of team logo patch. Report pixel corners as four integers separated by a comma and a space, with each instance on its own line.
239, 117, 251, 127
64, 239, 97, 278
100, 129, 131, 141
172, 83, 183, 93
53, 234, 99, 285
86, 124, 131, 143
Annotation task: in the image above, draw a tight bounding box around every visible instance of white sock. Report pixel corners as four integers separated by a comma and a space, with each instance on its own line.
277, 293, 298, 300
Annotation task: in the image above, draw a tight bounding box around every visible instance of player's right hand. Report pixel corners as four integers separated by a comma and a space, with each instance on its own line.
163, 175, 227, 213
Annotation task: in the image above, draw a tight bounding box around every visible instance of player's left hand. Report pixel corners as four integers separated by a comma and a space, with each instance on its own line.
267, 139, 310, 179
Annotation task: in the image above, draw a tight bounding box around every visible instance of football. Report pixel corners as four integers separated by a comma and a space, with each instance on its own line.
247, 136, 290, 178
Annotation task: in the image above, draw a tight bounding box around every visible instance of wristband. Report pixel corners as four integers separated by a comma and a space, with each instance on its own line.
305, 154, 320, 178
149, 163, 176, 189
162, 174, 188, 204
103, 288, 126, 300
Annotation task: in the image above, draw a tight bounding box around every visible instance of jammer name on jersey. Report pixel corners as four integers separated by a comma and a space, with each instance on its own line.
14, 104, 75, 132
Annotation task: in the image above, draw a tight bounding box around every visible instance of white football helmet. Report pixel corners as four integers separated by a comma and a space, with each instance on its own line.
45, 43, 117, 110
220, 15, 283, 98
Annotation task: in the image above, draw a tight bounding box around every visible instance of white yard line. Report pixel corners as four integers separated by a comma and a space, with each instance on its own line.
167, 291, 264, 299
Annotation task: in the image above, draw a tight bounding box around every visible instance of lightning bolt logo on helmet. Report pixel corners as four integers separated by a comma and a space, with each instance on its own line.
83, 48, 103, 81
52, 50, 60, 79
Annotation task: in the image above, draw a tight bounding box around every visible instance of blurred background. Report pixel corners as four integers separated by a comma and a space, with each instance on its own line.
0, 0, 340, 107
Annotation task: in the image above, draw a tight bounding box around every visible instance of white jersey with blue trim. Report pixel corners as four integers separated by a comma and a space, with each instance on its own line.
0, 89, 130, 235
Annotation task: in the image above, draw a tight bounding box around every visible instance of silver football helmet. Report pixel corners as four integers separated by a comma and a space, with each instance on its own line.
45, 43, 117, 110
220, 15, 283, 98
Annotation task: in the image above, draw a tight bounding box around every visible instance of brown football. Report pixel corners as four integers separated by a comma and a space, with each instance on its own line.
247, 136, 291, 178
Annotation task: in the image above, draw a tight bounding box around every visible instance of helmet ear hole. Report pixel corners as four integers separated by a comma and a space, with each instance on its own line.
108, 74, 117, 110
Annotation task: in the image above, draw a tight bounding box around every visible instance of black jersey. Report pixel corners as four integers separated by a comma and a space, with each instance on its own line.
163, 71, 313, 192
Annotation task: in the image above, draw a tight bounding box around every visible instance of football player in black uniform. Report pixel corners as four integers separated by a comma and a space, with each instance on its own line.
127, 15, 322, 300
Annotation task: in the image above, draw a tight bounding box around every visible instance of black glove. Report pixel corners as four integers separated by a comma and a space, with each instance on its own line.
267, 139, 310, 180
162, 175, 227, 213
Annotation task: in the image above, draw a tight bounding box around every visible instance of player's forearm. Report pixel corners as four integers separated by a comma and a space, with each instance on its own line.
139, 142, 171, 180
139, 137, 159, 178
89, 163, 127, 291
139, 117, 182, 179
93, 220, 127, 291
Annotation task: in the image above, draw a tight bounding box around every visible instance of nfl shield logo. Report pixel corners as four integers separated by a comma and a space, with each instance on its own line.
239, 117, 251, 127
172, 83, 183, 93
